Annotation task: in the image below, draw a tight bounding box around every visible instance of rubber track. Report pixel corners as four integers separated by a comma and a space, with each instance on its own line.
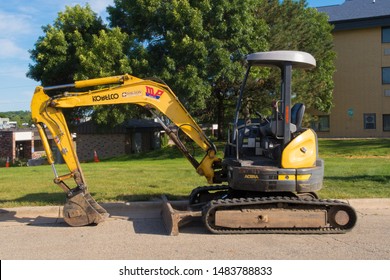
203, 196, 357, 234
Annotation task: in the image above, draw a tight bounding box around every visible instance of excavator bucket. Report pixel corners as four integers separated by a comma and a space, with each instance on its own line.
63, 191, 109, 227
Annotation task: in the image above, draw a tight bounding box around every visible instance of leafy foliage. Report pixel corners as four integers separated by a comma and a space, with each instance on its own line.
0, 111, 32, 127
234, 0, 336, 124
28, 5, 107, 86
260, 0, 335, 113
27, 0, 335, 132
27, 4, 136, 126
108, 0, 269, 136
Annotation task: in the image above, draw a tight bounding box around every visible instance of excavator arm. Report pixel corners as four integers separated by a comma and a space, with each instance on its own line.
31, 74, 221, 226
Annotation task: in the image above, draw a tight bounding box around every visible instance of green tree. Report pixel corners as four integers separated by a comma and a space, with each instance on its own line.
28, 5, 106, 86
0, 111, 32, 127
260, 0, 336, 114
27, 5, 133, 126
27, 1, 335, 134
108, 0, 269, 138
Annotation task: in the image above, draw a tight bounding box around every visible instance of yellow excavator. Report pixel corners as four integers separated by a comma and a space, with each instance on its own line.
31, 50, 357, 234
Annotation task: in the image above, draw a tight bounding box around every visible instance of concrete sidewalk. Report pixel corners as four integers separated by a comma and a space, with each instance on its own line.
0, 198, 389, 227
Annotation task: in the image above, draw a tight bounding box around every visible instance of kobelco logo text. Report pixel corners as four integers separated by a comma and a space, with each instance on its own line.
92, 93, 119, 102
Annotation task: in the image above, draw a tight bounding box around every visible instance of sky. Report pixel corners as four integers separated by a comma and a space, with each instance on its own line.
0, 0, 344, 112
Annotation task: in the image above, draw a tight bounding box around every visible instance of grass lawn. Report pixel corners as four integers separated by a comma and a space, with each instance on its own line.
318, 139, 390, 198
0, 139, 389, 207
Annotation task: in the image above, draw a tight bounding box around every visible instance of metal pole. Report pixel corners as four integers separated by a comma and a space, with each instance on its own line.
282, 64, 292, 145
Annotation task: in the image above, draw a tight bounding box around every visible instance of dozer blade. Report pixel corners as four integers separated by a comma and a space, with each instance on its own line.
161, 195, 202, 235
63, 191, 109, 227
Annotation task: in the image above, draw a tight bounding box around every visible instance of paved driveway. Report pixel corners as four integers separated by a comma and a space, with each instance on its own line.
0, 199, 389, 259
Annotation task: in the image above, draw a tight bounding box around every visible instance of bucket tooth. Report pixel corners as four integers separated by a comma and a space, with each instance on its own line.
84, 192, 109, 218
63, 191, 108, 227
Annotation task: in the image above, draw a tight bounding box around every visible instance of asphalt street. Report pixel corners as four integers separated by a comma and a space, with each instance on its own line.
0, 198, 389, 260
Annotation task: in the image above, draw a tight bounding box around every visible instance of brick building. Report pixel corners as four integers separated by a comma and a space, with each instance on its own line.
0, 119, 163, 165
0, 130, 34, 163
75, 119, 163, 161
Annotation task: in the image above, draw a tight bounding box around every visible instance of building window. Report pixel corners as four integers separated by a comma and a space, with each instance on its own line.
311, 115, 330, 132
383, 115, 390, 131
364, 113, 376, 129
382, 27, 390, 43
382, 67, 390, 84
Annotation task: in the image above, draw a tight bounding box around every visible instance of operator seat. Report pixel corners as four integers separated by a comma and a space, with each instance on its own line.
259, 103, 305, 137
290, 103, 305, 133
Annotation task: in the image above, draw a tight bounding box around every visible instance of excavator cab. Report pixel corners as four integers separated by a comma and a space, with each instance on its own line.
222, 51, 324, 197
187, 51, 356, 234
183, 51, 357, 234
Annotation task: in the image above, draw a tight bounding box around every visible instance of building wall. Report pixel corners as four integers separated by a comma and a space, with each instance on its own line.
0, 131, 15, 160
317, 26, 390, 137
0, 131, 34, 161
76, 134, 127, 161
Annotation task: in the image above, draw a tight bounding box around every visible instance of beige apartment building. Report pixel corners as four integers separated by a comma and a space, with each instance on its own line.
315, 0, 390, 138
